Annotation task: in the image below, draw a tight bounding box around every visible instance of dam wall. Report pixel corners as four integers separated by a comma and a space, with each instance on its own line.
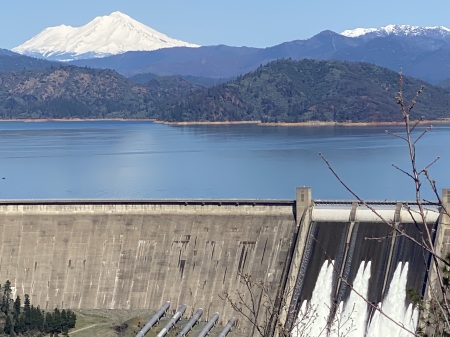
0, 189, 449, 336
0, 199, 297, 334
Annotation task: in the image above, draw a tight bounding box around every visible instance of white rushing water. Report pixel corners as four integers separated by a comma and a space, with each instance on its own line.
330, 262, 372, 337
293, 261, 335, 337
293, 261, 418, 337
366, 262, 418, 337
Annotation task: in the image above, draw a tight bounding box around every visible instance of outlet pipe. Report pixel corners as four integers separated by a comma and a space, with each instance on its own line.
156, 304, 187, 337
135, 301, 170, 337
218, 317, 236, 337
177, 308, 203, 337
197, 312, 219, 337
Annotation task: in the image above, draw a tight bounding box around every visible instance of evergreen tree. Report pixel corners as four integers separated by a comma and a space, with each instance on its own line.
44, 311, 53, 335
61, 309, 67, 334
68, 310, 76, 329
52, 308, 62, 335
12, 296, 20, 321
30, 305, 44, 330
4, 315, 12, 334
1, 280, 12, 315
23, 294, 31, 330
13, 315, 24, 335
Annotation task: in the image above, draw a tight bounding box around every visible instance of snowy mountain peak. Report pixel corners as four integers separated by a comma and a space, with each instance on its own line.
340, 24, 450, 38
12, 11, 200, 61
110, 11, 129, 18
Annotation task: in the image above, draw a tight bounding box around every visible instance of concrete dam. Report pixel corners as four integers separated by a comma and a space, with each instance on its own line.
0, 188, 448, 336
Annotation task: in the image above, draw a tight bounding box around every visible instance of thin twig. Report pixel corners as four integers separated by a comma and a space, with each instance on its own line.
391, 163, 416, 180
419, 157, 440, 175
385, 130, 407, 142
413, 126, 431, 145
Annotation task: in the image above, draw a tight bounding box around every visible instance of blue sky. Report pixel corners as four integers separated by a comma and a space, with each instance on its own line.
2, 0, 450, 50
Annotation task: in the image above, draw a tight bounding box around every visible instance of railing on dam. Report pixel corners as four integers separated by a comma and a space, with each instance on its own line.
313, 199, 440, 206
0, 198, 295, 206
0, 197, 440, 208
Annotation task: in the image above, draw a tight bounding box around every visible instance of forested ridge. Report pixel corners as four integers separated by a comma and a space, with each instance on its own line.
154, 59, 450, 123
1, 59, 449, 122
0, 65, 153, 119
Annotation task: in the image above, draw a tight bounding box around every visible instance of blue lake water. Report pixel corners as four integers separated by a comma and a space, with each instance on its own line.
0, 120, 449, 201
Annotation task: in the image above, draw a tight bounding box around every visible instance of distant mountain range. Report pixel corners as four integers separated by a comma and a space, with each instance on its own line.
65, 29, 450, 84
8, 13, 450, 84
12, 12, 199, 61
341, 24, 450, 39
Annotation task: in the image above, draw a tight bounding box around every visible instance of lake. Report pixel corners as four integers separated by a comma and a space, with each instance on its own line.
0, 120, 449, 201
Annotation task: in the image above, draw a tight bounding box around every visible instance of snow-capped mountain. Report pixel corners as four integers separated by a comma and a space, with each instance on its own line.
341, 24, 450, 39
12, 11, 199, 61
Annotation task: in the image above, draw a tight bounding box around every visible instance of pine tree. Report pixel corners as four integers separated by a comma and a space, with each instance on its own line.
23, 294, 31, 330
13, 296, 20, 321
67, 310, 76, 329
4, 315, 12, 334
2, 280, 12, 315
61, 309, 67, 334
53, 308, 62, 335
44, 311, 53, 335
13, 315, 24, 335
30, 305, 44, 330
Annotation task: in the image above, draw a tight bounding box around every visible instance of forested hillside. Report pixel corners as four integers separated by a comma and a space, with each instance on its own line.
0, 66, 155, 119
130, 72, 227, 88
152, 59, 450, 123
0, 64, 205, 119
0, 59, 449, 122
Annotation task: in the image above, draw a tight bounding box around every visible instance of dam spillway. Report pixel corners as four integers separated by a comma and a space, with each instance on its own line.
0, 189, 448, 336
285, 200, 441, 336
292, 203, 438, 307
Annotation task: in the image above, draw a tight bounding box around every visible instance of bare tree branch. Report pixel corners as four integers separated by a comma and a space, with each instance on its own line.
391, 163, 416, 180
385, 129, 408, 142
419, 157, 440, 176
413, 126, 431, 145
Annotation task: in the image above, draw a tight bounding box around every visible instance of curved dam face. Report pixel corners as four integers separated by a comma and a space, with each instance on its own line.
0, 188, 448, 337
0, 200, 297, 333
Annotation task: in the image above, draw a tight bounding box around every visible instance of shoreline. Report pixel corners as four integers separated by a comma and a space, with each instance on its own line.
0, 118, 449, 127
